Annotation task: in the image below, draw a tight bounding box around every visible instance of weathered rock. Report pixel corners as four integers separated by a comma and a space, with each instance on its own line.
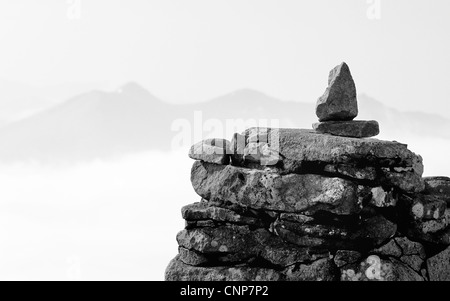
242, 128, 424, 193
189, 139, 230, 165
408, 194, 446, 221
313, 120, 379, 138
370, 187, 397, 208
279, 213, 315, 224
424, 177, 450, 206
177, 224, 253, 255
185, 220, 216, 229
284, 258, 339, 281
400, 255, 423, 272
178, 247, 209, 266
427, 246, 450, 281
334, 250, 362, 268
181, 202, 263, 227
324, 164, 377, 181
191, 160, 362, 215
382, 170, 425, 193
406, 215, 450, 245
165, 256, 283, 281
340, 255, 424, 281
275, 220, 350, 240
353, 215, 397, 248
177, 225, 323, 267
244, 142, 281, 166
371, 239, 402, 258
316, 62, 358, 122
394, 237, 426, 259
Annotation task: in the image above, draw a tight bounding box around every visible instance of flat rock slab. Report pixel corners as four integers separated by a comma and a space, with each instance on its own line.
316, 62, 358, 122
427, 245, 450, 281
313, 120, 379, 138
165, 256, 283, 281
242, 127, 424, 193
191, 160, 362, 215
424, 177, 450, 206
181, 202, 263, 227
188, 138, 230, 165
177, 225, 325, 267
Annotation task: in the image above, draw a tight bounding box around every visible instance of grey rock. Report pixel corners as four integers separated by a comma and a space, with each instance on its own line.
182, 202, 263, 227
427, 246, 450, 281
243, 127, 424, 193
189, 138, 230, 165
394, 237, 426, 258
176, 224, 253, 255
313, 120, 379, 138
324, 164, 377, 181
244, 142, 280, 166
382, 170, 425, 194
400, 255, 423, 272
406, 213, 450, 244
316, 62, 358, 122
371, 239, 402, 258
407, 194, 447, 221
353, 215, 397, 248
177, 225, 323, 267
178, 247, 209, 266
284, 258, 338, 281
424, 176, 450, 206
191, 160, 362, 215
275, 220, 350, 240
340, 255, 424, 281
370, 187, 397, 208
279, 213, 315, 224
185, 220, 216, 229
334, 250, 362, 268
165, 256, 283, 281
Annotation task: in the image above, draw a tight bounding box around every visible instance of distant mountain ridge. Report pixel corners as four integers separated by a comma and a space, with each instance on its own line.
0, 82, 448, 163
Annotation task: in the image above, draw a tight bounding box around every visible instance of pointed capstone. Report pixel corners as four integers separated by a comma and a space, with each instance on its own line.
316, 62, 358, 122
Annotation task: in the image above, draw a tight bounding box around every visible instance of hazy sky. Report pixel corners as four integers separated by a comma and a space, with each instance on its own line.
1, 0, 449, 115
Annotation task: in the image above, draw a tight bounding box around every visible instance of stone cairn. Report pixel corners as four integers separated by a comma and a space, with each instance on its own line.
165, 62, 450, 281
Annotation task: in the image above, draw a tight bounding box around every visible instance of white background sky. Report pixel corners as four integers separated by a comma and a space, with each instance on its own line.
0, 0, 449, 115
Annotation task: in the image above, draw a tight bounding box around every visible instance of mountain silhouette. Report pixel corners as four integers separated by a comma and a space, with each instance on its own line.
0, 83, 447, 163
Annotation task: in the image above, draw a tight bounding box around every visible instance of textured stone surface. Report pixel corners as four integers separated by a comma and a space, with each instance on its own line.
189, 139, 230, 164
177, 225, 323, 267
165, 256, 283, 281
371, 239, 402, 258
191, 160, 362, 215
316, 62, 358, 122
400, 255, 423, 272
334, 250, 362, 268
427, 246, 450, 281
424, 177, 450, 206
182, 202, 263, 227
340, 255, 424, 281
243, 142, 280, 166
324, 164, 377, 181
241, 128, 424, 193
284, 258, 338, 281
313, 120, 379, 138
394, 237, 426, 259
178, 247, 209, 266
370, 187, 397, 208
352, 215, 397, 248
408, 194, 447, 221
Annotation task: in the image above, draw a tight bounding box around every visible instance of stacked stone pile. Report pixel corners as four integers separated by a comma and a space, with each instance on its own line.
165, 63, 450, 281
